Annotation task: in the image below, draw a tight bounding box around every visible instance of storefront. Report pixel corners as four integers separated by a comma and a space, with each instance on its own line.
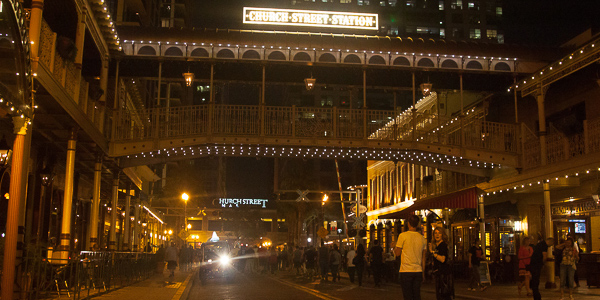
550, 198, 600, 253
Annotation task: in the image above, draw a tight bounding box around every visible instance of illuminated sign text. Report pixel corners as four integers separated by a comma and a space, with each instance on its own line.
218, 198, 269, 208
243, 7, 378, 30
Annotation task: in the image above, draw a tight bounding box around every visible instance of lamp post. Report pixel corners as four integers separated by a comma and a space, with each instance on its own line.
182, 193, 189, 230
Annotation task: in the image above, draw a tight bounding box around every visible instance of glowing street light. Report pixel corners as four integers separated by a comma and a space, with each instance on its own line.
182, 193, 189, 230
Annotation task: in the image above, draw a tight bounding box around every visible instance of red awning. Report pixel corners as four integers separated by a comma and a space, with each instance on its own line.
379, 187, 479, 219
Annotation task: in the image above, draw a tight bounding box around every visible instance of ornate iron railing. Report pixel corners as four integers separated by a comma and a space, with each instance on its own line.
114, 104, 519, 156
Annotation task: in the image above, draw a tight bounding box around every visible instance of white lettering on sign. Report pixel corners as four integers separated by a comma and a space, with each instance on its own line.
243, 7, 378, 30
218, 198, 269, 208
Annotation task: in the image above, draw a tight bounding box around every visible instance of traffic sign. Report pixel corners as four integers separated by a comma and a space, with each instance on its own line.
317, 227, 329, 238
296, 189, 310, 202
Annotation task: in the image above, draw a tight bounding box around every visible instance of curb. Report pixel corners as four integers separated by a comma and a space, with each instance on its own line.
171, 270, 197, 300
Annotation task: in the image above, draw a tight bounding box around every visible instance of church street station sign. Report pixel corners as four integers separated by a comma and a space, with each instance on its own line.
243, 7, 378, 30
218, 198, 269, 209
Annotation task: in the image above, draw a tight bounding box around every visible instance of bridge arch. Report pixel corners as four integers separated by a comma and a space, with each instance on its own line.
137, 45, 157, 56
465, 60, 483, 70
190, 47, 209, 57
293, 52, 312, 62
368, 55, 386, 65
216, 49, 235, 58
318, 53, 337, 63
440, 59, 459, 68
393, 56, 411, 66
343, 54, 362, 64
242, 50, 261, 59
494, 62, 511, 71
267, 51, 286, 60
417, 58, 435, 67
164, 46, 183, 56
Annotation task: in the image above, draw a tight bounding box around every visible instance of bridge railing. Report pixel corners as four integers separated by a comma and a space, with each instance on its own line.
113, 104, 521, 153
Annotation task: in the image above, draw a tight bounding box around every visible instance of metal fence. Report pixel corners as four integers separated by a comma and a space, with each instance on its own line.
19, 251, 156, 300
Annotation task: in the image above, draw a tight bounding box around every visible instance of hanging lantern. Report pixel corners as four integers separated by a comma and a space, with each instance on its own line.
183, 72, 195, 87
304, 77, 316, 91
420, 82, 432, 96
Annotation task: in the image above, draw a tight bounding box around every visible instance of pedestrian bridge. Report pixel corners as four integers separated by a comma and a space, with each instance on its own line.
111, 103, 519, 175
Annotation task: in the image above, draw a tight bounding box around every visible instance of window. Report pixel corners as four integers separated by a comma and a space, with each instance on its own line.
439, 0, 444, 10
340, 0, 352, 3
417, 27, 430, 34
496, 6, 502, 16
497, 34, 504, 44
389, 0, 397, 6
358, 0, 363, 4
486, 29, 497, 39
390, 26, 399, 35
469, 28, 481, 39
406, 1, 415, 7
380, 0, 386, 6
440, 28, 445, 38
451, 0, 462, 9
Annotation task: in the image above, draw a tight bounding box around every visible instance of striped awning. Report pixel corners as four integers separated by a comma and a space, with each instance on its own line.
378, 187, 479, 219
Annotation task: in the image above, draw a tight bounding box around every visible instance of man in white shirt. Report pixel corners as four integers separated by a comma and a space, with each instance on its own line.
394, 215, 427, 300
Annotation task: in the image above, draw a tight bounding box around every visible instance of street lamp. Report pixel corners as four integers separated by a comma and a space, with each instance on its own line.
304, 77, 316, 91
182, 193, 189, 230
183, 72, 195, 87
420, 82, 432, 96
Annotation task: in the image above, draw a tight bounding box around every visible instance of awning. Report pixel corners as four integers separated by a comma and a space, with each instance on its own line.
379, 187, 479, 219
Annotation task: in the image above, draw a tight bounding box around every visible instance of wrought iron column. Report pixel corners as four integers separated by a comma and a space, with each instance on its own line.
157, 61, 162, 107
133, 198, 140, 251
210, 63, 214, 103
112, 60, 120, 140
460, 73, 465, 146
543, 181, 555, 287
29, 0, 44, 73
99, 56, 109, 133
88, 155, 102, 250
536, 86, 548, 166
58, 128, 78, 262
478, 194, 485, 256
1, 117, 31, 300
123, 185, 131, 251
411, 72, 416, 141
73, 10, 86, 103
363, 67, 367, 139
513, 77, 519, 123
109, 172, 119, 250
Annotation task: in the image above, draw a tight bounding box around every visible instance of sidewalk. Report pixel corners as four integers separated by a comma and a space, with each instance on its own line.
89, 269, 196, 300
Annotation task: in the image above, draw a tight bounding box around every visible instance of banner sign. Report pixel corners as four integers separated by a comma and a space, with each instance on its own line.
243, 7, 378, 30
550, 199, 600, 216
218, 198, 269, 208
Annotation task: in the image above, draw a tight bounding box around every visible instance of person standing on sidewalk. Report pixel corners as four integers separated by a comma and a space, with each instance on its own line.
430, 227, 453, 300
346, 246, 357, 283
369, 239, 384, 287
530, 234, 554, 300
355, 243, 366, 286
318, 244, 330, 281
468, 238, 487, 291
556, 237, 578, 300
518, 236, 533, 297
394, 215, 427, 300
165, 242, 179, 280
330, 244, 342, 282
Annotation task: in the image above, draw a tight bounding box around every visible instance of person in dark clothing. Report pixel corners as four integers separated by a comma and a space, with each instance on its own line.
468, 238, 486, 291
529, 235, 554, 300
318, 245, 330, 281
369, 239, 384, 287
430, 227, 453, 300
304, 246, 318, 280
355, 243, 366, 286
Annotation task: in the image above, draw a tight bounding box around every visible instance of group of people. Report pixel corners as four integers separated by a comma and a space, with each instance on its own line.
518, 233, 580, 300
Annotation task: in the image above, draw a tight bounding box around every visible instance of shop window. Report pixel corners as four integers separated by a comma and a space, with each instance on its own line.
450, 0, 462, 9
496, 6, 502, 16
469, 28, 481, 39
497, 34, 504, 44
486, 29, 497, 39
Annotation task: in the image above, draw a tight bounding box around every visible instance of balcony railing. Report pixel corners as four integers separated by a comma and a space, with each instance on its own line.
39, 19, 108, 137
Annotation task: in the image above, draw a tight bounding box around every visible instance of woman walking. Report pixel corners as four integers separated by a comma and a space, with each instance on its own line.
556, 238, 579, 300
430, 227, 453, 300
517, 236, 533, 296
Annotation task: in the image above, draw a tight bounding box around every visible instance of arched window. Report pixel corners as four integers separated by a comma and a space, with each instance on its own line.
242, 50, 260, 59
466, 61, 483, 69
494, 62, 511, 71
267, 51, 286, 60
441, 59, 459, 68
318, 53, 337, 63
343, 54, 362, 64
417, 58, 435, 67
393, 57, 411, 66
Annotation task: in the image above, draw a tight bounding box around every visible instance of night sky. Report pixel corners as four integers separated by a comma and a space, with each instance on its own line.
191, 0, 600, 47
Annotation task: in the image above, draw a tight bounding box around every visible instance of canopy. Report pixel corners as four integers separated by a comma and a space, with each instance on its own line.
379, 187, 479, 219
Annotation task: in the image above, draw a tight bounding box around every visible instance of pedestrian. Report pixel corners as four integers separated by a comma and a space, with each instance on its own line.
369, 239, 384, 287
269, 247, 278, 274
179, 244, 189, 272
518, 236, 533, 297
144, 242, 153, 253
293, 246, 304, 275
318, 244, 330, 281
355, 243, 366, 286
394, 215, 427, 300
467, 238, 487, 291
346, 246, 357, 283
430, 226, 453, 300
566, 233, 580, 288
165, 242, 178, 280
304, 246, 317, 280
155, 244, 166, 274
556, 237, 578, 300
384, 248, 396, 283
329, 244, 342, 282
530, 234, 554, 300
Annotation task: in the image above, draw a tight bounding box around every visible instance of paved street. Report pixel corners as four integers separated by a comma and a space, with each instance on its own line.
188, 268, 600, 300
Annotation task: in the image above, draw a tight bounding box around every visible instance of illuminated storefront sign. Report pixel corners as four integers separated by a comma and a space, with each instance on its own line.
218, 198, 269, 208
551, 199, 600, 216
243, 7, 378, 30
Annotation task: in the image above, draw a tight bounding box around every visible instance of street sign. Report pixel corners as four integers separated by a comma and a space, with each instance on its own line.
351, 205, 367, 214
178, 229, 189, 240
352, 216, 365, 228
317, 227, 329, 238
